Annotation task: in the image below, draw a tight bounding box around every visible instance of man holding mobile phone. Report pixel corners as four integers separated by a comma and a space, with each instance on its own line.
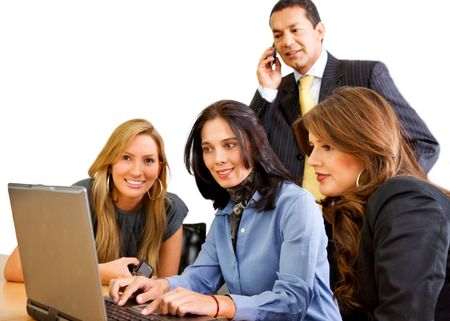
249, 1, 443, 320
250, 0, 439, 185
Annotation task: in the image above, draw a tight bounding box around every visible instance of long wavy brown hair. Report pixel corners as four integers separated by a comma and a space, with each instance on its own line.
293, 87, 433, 311
88, 119, 169, 274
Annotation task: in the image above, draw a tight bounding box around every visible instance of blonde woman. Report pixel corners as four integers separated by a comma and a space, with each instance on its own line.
4, 119, 188, 284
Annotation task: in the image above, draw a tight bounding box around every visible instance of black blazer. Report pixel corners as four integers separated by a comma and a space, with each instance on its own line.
249, 53, 440, 179
344, 176, 450, 321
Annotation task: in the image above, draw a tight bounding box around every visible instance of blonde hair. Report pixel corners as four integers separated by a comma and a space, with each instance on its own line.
88, 119, 169, 274
293, 87, 432, 311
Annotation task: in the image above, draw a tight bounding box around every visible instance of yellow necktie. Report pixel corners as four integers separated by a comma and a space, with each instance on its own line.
299, 75, 324, 200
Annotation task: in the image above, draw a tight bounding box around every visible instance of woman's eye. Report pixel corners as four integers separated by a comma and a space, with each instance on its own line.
202, 146, 211, 153
122, 155, 131, 161
144, 158, 155, 164
322, 145, 332, 151
225, 142, 236, 149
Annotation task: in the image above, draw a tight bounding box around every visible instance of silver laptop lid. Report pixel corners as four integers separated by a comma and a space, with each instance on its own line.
9, 183, 226, 321
8, 183, 107, 320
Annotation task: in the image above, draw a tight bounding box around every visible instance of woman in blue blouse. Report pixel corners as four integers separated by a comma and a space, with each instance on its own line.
110, 101, 341, 321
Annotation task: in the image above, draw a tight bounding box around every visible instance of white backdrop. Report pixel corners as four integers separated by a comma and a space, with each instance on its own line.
1, 1, 448, 255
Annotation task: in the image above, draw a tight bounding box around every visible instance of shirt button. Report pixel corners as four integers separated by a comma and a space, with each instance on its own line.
240, 228, 246, 233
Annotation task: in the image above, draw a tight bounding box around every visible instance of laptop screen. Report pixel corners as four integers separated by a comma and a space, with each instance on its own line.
8, 183, 226, 321
9, 183, 108, 320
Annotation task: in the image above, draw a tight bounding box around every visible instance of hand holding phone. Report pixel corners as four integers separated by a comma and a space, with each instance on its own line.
257, 44, 282, 89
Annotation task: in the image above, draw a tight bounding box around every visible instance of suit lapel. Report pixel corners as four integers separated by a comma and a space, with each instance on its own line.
319, 53, 343, 101
278, 53, 345, 124
278, 74, 301, 125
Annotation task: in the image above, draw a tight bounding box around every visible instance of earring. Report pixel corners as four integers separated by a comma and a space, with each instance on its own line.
148, 178, 163, 200
356, 168, 366, 187
107, 173, 119, 202
107, 173, 112, 196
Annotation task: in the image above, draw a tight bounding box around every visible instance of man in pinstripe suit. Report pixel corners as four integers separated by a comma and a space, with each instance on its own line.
250, 0, 439, 183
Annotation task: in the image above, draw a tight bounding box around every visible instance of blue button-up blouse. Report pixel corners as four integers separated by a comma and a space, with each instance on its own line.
167, 182, 341, 321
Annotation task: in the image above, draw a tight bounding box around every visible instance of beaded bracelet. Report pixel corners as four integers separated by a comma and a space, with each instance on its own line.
208, 294, 219, 318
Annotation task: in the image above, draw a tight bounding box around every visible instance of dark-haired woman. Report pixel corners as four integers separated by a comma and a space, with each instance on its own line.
110, 100, 341, 321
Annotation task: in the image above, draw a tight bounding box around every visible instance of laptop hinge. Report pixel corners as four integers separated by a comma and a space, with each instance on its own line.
26, 298, 81, 321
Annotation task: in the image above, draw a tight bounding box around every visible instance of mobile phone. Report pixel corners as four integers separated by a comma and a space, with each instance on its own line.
131, 259, 154, 278
271, 43, 277, 68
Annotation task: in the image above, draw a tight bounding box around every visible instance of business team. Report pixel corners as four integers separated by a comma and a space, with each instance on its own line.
4, 1, 449, 321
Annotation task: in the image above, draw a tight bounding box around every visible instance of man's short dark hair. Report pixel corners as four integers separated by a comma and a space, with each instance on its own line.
270, 0, 321, 28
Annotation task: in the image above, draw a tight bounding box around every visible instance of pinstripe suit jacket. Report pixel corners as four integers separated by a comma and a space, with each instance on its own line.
249, 53, 440, 180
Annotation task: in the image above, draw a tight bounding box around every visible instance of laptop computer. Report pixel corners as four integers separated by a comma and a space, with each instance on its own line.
8, 183, 225, 321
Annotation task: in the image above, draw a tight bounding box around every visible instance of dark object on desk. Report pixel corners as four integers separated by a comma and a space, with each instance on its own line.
179, 223, 206, 274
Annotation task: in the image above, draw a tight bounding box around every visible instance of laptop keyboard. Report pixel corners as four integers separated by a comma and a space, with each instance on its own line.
105, 298, 164, 321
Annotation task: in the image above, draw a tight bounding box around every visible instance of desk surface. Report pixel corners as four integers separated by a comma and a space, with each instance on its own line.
0, 254, 31, 321
0, 254, 27, 320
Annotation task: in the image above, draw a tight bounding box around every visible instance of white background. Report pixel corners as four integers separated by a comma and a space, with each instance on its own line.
1, 1, 448, 255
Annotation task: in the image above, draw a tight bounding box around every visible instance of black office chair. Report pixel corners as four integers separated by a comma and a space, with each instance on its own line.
178, 223, 206, 274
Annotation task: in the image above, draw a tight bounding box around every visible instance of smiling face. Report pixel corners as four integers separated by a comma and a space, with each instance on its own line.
307, 132, 365, 197
270, 6, 324, 74
111, 133, 160, 211
200, 117, 253, 189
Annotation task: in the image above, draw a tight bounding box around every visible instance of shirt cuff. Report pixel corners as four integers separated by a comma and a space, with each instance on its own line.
257, 85, 278, 103
226, 294, 255, 321
166, 275, 189, 290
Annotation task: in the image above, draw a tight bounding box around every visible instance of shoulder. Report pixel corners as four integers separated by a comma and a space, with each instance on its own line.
370, 176, 444, 203
366, 176, 449, 224
272, 182, 324, 235
72, 178, 96, 218
337, 58, 382, 70
277, 181, 308, 198
251, 181, 305, 206
72, 178, 92, 189
278, 180, 311, 198
165, 192, 189, 217
72, 178, 93, 201
339, 59, 386, 80
163, 192, 188, 239
326, 52, 385, 72
274, 181, 320, 214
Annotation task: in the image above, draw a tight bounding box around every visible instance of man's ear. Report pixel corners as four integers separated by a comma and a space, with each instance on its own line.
316, 22, 325, 41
